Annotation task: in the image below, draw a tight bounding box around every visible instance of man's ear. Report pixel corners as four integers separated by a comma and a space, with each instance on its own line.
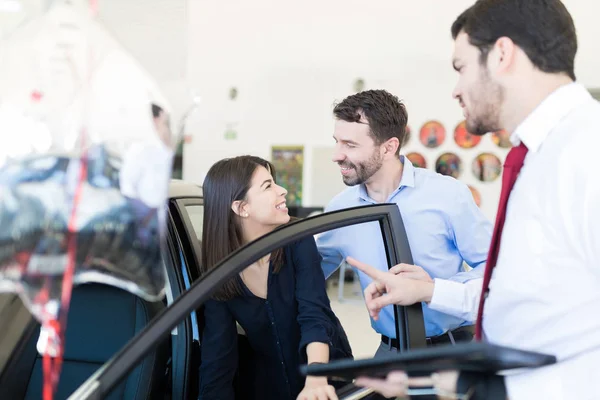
490, 36, 517, 75
231, 200, 247, 217
383, 138, 400, 157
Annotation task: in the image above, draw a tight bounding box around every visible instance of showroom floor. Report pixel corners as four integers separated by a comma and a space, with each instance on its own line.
327, 278, 380, 359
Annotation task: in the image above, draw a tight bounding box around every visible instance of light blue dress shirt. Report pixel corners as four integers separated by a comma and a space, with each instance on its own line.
317, 157, 493, 338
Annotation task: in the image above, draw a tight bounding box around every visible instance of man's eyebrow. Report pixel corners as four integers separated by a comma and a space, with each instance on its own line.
334, 137, 359, 145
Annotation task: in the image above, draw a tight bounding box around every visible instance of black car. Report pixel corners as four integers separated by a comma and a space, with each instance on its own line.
0, 179, 426, 400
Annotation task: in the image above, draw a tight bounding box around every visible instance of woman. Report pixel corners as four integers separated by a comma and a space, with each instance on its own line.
198, 155, 352, 400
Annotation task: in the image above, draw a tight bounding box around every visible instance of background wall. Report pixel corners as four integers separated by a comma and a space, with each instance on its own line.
96, 0, 190, 125
2, 0, 600, 221
182, 0, 600, 222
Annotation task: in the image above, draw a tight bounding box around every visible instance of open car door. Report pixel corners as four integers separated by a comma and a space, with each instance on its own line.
68, 203, 427, 399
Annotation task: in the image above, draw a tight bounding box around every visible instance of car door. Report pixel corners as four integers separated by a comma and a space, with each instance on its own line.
68, 203, 427, 400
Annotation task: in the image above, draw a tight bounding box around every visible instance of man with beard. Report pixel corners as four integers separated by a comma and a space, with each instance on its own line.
316, 89, 493, 356
349, 0, 600, 399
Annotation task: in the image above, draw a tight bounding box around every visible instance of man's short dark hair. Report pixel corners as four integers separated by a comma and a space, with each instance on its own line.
451, 0, 577, 80
333, 90, 408, 155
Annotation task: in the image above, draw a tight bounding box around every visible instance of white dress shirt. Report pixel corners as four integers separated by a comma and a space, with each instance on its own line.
431, 82, 600, 399
119, 138, 173, 208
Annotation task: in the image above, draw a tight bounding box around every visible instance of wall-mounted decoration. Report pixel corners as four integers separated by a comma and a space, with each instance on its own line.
224, 124, 237, 140
491, 130, 512, 148
406, 152, 426, 168
229, 86, 238, 100
435, 152, 462, 179
472, 153, 502, 182
454, 120, 481, 149
353, 78, 365, 92
271, 146, 304, 206
468, 185, 482, 207
403, 125, 411, 146
225, 86, 239, 139
419, 120, 446, 148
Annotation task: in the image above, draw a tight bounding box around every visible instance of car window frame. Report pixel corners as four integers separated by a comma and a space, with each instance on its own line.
68, 203, 427, 399
163, 198, 204, 400
172, 198, 204, 281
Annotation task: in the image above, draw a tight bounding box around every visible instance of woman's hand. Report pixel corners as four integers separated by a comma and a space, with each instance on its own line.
296, 376, 338, 400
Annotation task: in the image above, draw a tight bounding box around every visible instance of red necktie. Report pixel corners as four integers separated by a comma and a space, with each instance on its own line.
475, 142, 529, 340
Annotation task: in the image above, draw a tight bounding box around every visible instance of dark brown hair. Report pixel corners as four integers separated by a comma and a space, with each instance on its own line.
451, 0, 577, 80
333, 89, 408, 155
201, 155, 285, 300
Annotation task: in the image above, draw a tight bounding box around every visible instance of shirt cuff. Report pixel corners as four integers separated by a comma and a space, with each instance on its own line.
429, 278, 482, 322
299, 326, 333, 355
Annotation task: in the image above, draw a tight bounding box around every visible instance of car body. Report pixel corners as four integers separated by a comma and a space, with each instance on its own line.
0, 179, 426, 399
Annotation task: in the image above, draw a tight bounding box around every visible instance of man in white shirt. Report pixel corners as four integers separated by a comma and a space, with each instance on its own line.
119, 103, 174, 246
343, 0, 600, 398
120, 103, 174, 209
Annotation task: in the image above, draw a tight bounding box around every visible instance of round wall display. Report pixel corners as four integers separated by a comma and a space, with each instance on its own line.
468, 185, 482, 207
491, 130, 512, 148
419, 120, 446, 148
472, 153, 502, 182
454, 120, 482, 149
435, 152, 462, 179
406, 152, 426, 168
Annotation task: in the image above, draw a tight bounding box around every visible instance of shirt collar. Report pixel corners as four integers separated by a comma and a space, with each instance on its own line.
511, 82, 591, 152
358, 155, 415, 202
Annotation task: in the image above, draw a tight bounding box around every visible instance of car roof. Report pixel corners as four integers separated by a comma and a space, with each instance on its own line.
168, 179, 202, 200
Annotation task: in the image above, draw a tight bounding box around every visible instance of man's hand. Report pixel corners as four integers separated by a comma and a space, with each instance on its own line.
390, 263, 433, 283
345, 257, 434, 320
355, 370, 460, 399
355, 371, 412, 399
296, 376, 337, 400
431, 371, 460, 398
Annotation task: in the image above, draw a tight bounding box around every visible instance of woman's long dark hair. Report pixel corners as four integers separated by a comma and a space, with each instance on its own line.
201, 155, 286, 300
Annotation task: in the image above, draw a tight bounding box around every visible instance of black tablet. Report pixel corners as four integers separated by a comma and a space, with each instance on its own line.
300, 342, 556, 381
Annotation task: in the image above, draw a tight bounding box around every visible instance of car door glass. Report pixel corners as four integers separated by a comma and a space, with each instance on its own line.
184, 205, 203, 240
319, 221, 392, 358
181, 207, 410, 358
